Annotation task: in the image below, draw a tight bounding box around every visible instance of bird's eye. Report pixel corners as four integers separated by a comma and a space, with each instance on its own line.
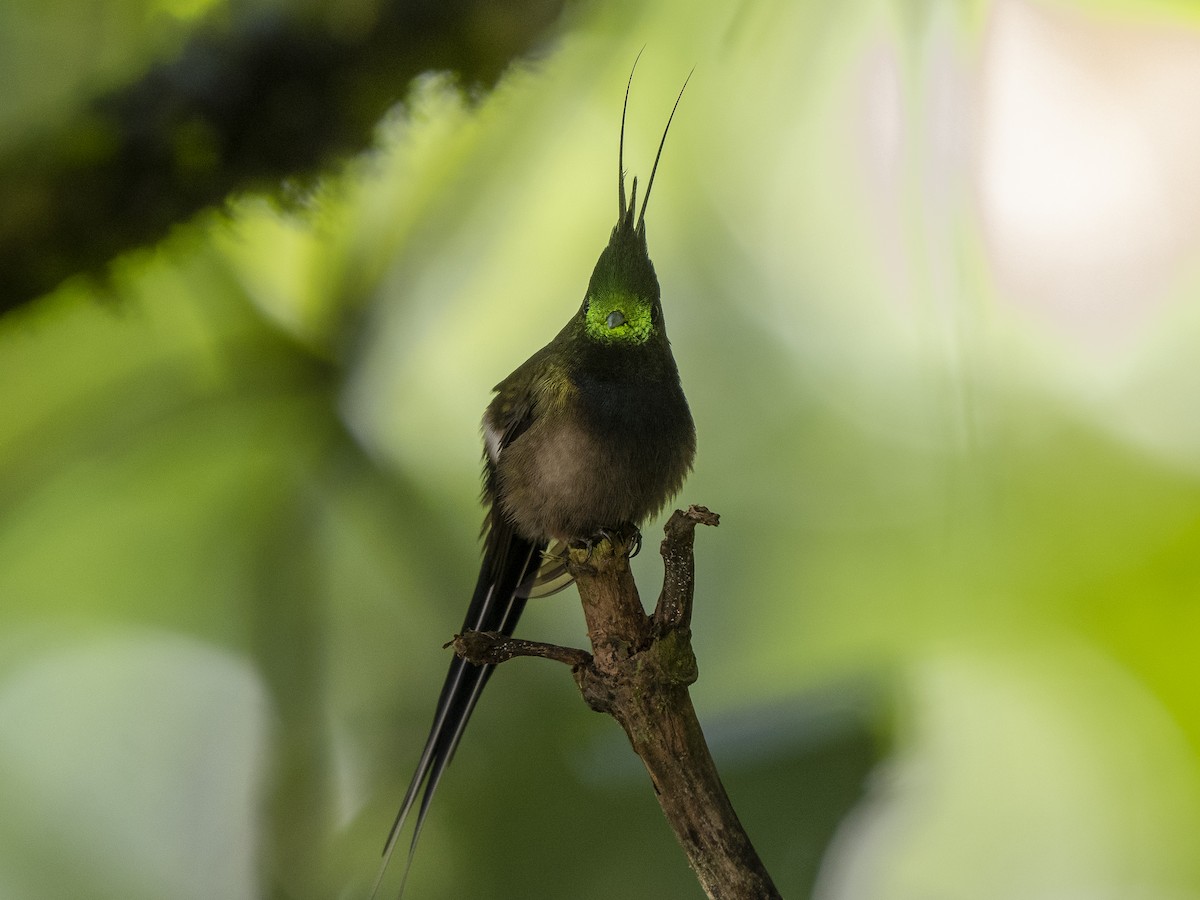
606, 310, 626, 329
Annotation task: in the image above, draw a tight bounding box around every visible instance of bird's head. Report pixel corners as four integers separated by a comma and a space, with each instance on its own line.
581, 63, 688, 348
583, 179, 660, 346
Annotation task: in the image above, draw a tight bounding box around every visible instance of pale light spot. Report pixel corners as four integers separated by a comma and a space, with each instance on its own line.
977, 0, 1200, 352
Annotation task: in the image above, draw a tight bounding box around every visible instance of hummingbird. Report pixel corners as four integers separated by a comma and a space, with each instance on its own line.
373, 63, 696, 896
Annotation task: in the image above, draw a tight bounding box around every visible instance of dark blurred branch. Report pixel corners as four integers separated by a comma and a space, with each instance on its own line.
0, 0, 564, 314
455, 506, 782, 900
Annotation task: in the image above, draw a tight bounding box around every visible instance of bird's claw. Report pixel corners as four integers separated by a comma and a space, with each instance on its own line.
568, 535, 600, 561
570, 525, 642, 560
627, 528, 643, 559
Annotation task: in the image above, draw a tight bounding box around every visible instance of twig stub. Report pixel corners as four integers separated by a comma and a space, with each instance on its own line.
449, 631, 592, 669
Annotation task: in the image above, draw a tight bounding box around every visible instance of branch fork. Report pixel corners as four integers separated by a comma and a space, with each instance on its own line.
451, 505, 781, 900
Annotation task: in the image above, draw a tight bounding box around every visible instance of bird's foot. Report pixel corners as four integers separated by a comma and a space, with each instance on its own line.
627, 527, 643, 559
567, 535, 598, 560
570, 525, 642, 560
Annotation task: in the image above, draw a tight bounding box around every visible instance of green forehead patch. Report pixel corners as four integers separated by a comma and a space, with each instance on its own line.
584, 291, 655, 344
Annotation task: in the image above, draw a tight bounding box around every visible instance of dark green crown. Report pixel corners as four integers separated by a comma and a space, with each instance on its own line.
587, 176, 660, 302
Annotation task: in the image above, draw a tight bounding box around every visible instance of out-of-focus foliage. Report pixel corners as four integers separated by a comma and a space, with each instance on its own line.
3, 1, 1200, 899
0, 0, 565, 312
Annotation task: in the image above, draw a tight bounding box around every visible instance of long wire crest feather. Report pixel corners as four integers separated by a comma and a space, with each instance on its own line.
638, 68, 692, 234
617, 53, 692, 236
617, 50, 642, 223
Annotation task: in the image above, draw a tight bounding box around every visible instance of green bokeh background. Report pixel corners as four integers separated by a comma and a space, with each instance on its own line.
3, 1, 1200, 898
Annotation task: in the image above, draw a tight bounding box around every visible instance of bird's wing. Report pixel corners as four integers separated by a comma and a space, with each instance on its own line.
372, 376, 547, 899
489, 354, 577, 598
